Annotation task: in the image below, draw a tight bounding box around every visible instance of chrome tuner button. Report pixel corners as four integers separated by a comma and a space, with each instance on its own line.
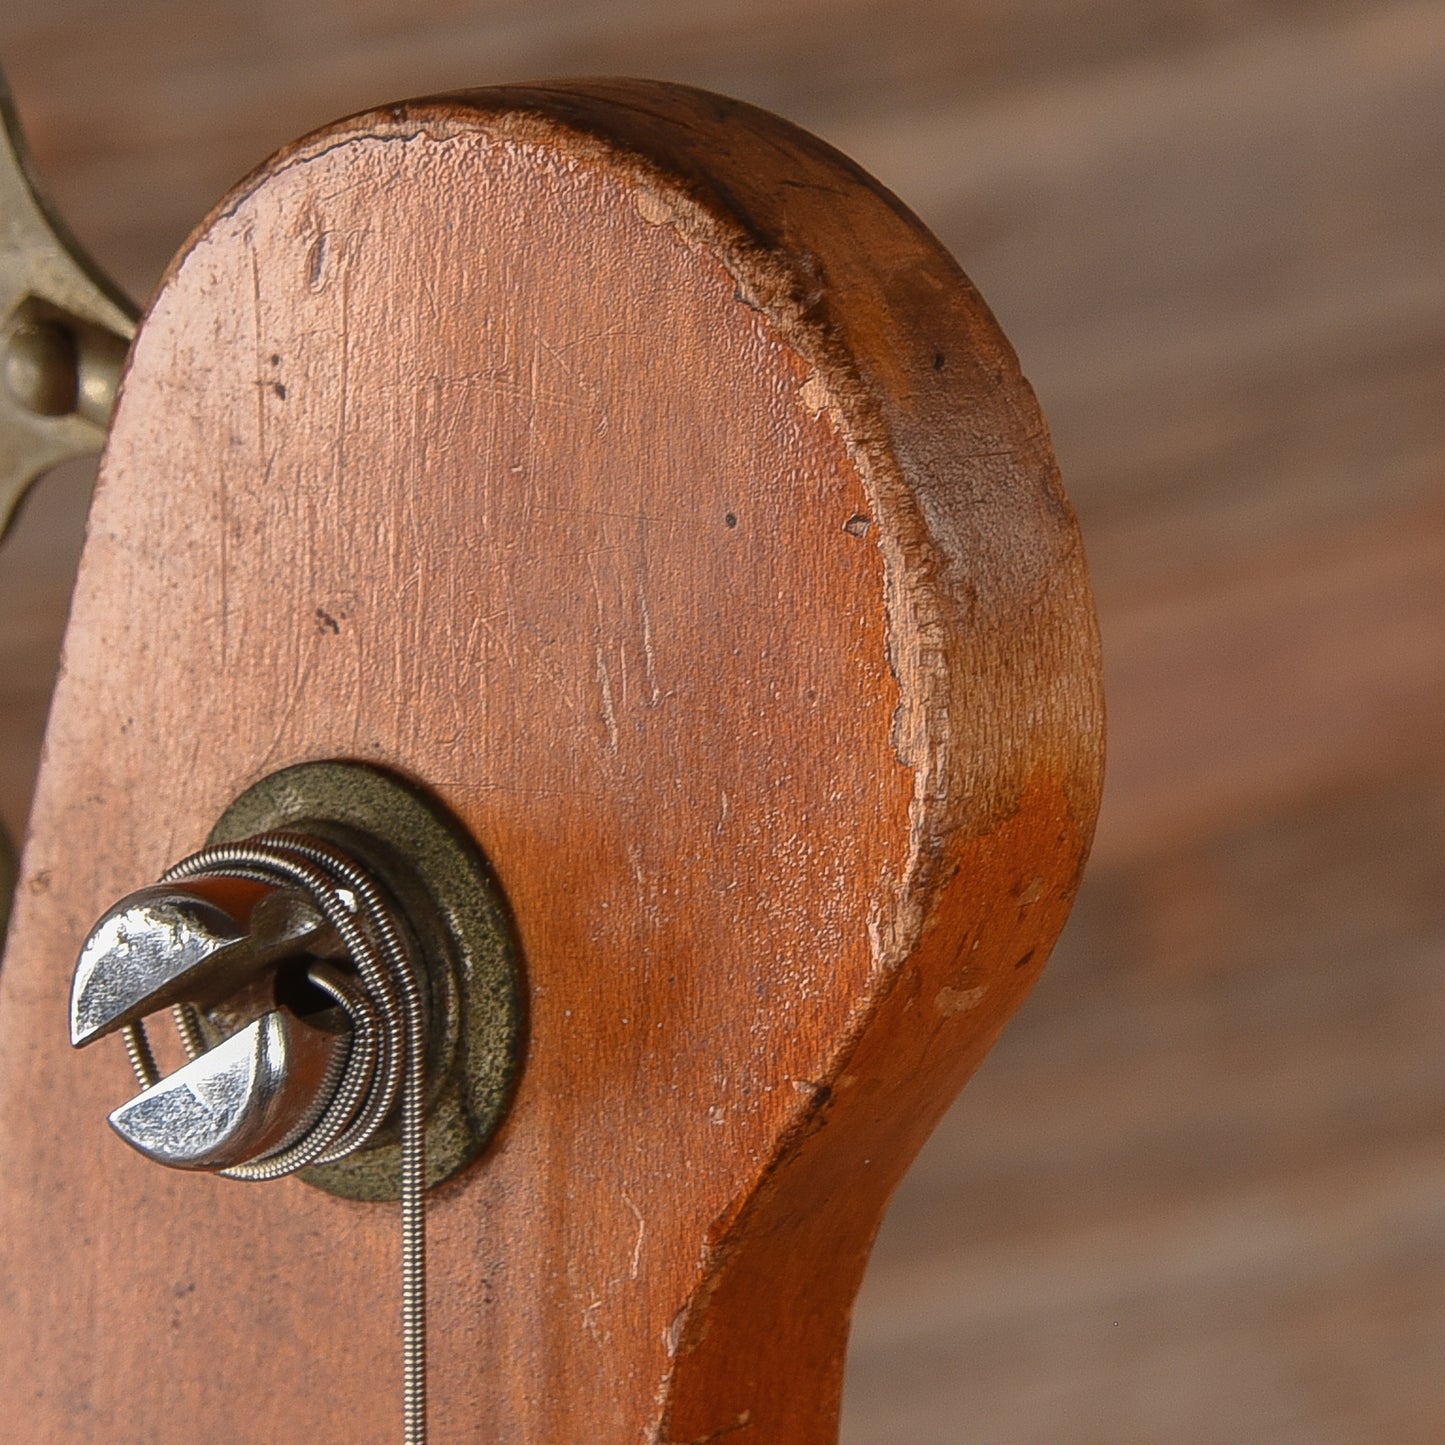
67, 761, 525, 1196
70, 854, 408, 1178
66, 760, 528, 1445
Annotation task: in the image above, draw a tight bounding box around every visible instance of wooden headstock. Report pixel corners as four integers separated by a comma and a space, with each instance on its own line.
0, 81, 1101, 1442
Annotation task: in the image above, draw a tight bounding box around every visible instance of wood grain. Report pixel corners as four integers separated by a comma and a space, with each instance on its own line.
0, 83, 1100, 1441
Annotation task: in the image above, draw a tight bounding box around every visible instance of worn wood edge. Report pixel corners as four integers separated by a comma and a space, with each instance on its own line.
193, 81, 1105, 947
426, 84, 1104, 1441
103, 81, 1104, 1440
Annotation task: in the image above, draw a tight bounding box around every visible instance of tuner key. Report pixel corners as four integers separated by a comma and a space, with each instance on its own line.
107, 1007, 350, 1171
0, 65, 137, 541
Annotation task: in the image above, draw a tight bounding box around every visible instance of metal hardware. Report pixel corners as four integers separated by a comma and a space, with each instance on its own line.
71, 878, 333, 1050
0, 65, 138, 937
71, 840, 423, 1182
70, 761, 524, 1191
0, 66, 136, 537
109, 999, 352, 1170
210, 760, 526, 1201
71, 876, 353, 1170
69, 763, 523, 1445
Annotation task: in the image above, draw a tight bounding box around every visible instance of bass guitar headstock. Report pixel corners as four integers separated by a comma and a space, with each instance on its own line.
0, 78, 1102, 1443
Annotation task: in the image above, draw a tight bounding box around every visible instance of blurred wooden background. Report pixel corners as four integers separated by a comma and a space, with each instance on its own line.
1, 2, 1441, 1440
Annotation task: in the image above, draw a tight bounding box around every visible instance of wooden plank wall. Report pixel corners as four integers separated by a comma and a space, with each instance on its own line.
1, 3, 1440, 1440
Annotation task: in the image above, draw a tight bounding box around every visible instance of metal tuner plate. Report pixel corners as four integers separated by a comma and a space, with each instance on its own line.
209, 761, 528, 1200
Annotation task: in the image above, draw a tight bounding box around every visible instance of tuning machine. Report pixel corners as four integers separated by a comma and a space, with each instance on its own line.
0, 68, 138, 929
68, 760, 525, 1199
0, 66, 135, 536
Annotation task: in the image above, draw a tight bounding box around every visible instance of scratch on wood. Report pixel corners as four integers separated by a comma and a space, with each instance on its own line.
335, 257, 352, 495
540, 335, 613, 436
255, 635, 318, 771
661, 1412, 752, 1444
587, 551, 622, 751
306, 230, 329, 289
624, 1192, 646, 1280
597, 643, 620, 752
582, 1297, 603, 1347
639, 584, 661, 704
